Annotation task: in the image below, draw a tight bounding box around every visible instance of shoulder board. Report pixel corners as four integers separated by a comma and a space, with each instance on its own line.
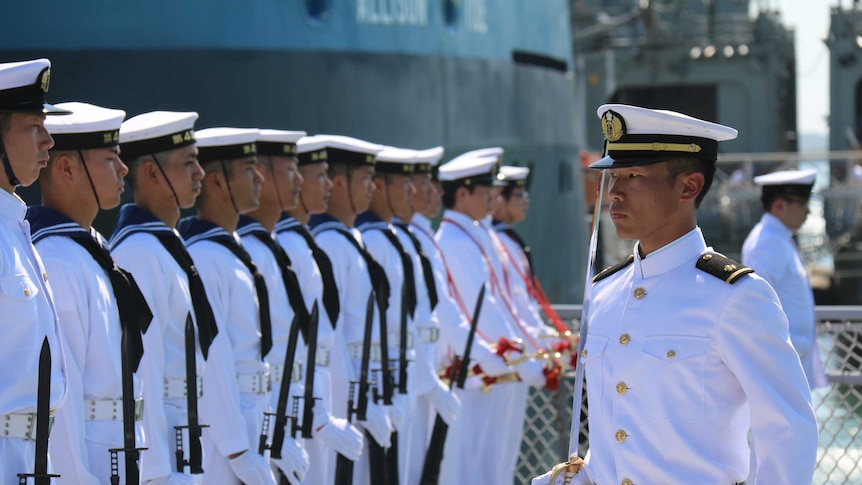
592, 255, 635, 284
695, 252, 754, 284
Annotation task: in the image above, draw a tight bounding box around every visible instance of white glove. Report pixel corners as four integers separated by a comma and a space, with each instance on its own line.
426, 381, 460, 425
476, 351, 511, 377
532, 469, 589, 485
270, 437, 309, 485
228, 450, 276, 485
145, 473, 197, 485
387, 393, 412, 432
315, 416, 364, 461
358, 400, 392, 448
516, 359, 546, 387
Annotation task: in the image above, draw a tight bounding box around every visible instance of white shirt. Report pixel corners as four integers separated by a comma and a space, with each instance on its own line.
181, 218, 267, 457
581, 227, 817, 484
0, 191, 66, 414
742, 213, 826, 388
110, 204, 212, 480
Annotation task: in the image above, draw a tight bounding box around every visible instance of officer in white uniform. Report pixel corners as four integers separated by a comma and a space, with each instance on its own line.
436, 153, 544, 485
307, 135, 394, 485
110, 111, 214, 485
743, 169, 828, 389
31, 102, 150, 485
176, 128, 277, 485
237, 129, 314, 483
274, 136, 364, 484
0, 58, 69, 485
533, 104, 818, 485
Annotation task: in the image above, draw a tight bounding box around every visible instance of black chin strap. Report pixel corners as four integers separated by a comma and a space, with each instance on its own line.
77, 150, 103, 210
149, 152, 181, 209
219, 159, 240, 214
1, 137, 21, 187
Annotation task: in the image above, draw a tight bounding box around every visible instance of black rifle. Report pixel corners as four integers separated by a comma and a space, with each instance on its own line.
18, 338, 60, 485
175, 313, 207, 474
387, 283, 411, 484
333, 294, 375, 485
297, 301, 320, 440
420, 284, 486, 485
259, 309, 303, 457
110, 319, 147, 485
375, 277, 395, 485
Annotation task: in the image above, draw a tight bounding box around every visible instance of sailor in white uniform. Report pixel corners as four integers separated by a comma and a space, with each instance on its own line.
0, 58, 69, 485
533, 104, 818, 485
274, 136, 363, 485
742, 169, 828, 389
110, 110, 216, 485
237, 129, 315, 483
177, 128, 277, 485
436, 152, 545, 485
31, 102, 151, 485
308, 135, 394, 485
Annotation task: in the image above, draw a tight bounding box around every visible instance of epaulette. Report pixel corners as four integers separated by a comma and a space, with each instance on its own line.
592, 255, 634, 284
695, 252, 754, 284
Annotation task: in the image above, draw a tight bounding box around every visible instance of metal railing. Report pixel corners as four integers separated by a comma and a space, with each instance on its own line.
516, 305, 862, 485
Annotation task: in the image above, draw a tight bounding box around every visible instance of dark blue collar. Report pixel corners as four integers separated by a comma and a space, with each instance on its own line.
355, 211, 389, 232
26, 206, 93, 244
109, 204, 175, 249
308, 212, 347, 236
236, 215, 269, 238
177, 217, 233, 246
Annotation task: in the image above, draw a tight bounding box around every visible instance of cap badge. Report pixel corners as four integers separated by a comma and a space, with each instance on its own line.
601, 110, 625, 142
39, 68, 51, 93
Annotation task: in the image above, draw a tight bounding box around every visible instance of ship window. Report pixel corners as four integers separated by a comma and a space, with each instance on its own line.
444, 0, 459, 28
305, 0, 332, 21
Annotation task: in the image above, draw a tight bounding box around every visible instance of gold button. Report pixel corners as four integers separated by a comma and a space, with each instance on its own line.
702, 254, 712, 261
667, 350, 676, 360
23, 288, 30, 297
615, 429, 628, 442
619, 333, 631, 346
581, 349, 588, 358
42, 272, 48, 282
616, 382, 628, 395
633, 287, 646, 299
622, 480, 633, 485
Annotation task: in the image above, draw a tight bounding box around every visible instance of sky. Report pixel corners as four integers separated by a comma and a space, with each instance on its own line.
764, 0, 835, 136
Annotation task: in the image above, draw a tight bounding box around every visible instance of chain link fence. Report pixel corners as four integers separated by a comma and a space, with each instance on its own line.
515, 305, 862, 485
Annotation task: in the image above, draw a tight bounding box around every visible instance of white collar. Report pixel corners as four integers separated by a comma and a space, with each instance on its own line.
0, 189, 26, 222
634, 227, 708, 279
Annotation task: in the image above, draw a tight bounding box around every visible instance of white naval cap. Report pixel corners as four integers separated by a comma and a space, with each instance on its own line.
296, 135, 328, 166
438, 154, 501, 186
414, 146, 444, 176
0, 59, 70, 115
497, 165, 530, 187
195, 127, 260, 162
375, 146, 417, 175
45, 102, 126, 150
256, 129, 306, 157
316, 134, 383, 166
754, 168, 818, 200
120, 111, 199, 159
591, 104, 738, 169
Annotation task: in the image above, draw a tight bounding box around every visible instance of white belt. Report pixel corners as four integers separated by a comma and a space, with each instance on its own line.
316, 347, 330, 367
85, 398, 144, 422
163, 376, 203, 399
1, 413, 54, 441
271, 364, 302, 384
347, 343, 383, 362
237, 372, 271, 395
417, 327, 440, 343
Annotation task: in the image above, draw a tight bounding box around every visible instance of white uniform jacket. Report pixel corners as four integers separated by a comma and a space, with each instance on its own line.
110, 204, 213, 481
237, 217, 308, 430
742, 213, 827, 388
580, 227, 817, 485
29, 206, 143, 485
178, 217, 268, 459
0, 191, 67, 485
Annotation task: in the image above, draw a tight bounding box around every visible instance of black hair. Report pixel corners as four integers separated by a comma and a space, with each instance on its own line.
441, 181, 476, 209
